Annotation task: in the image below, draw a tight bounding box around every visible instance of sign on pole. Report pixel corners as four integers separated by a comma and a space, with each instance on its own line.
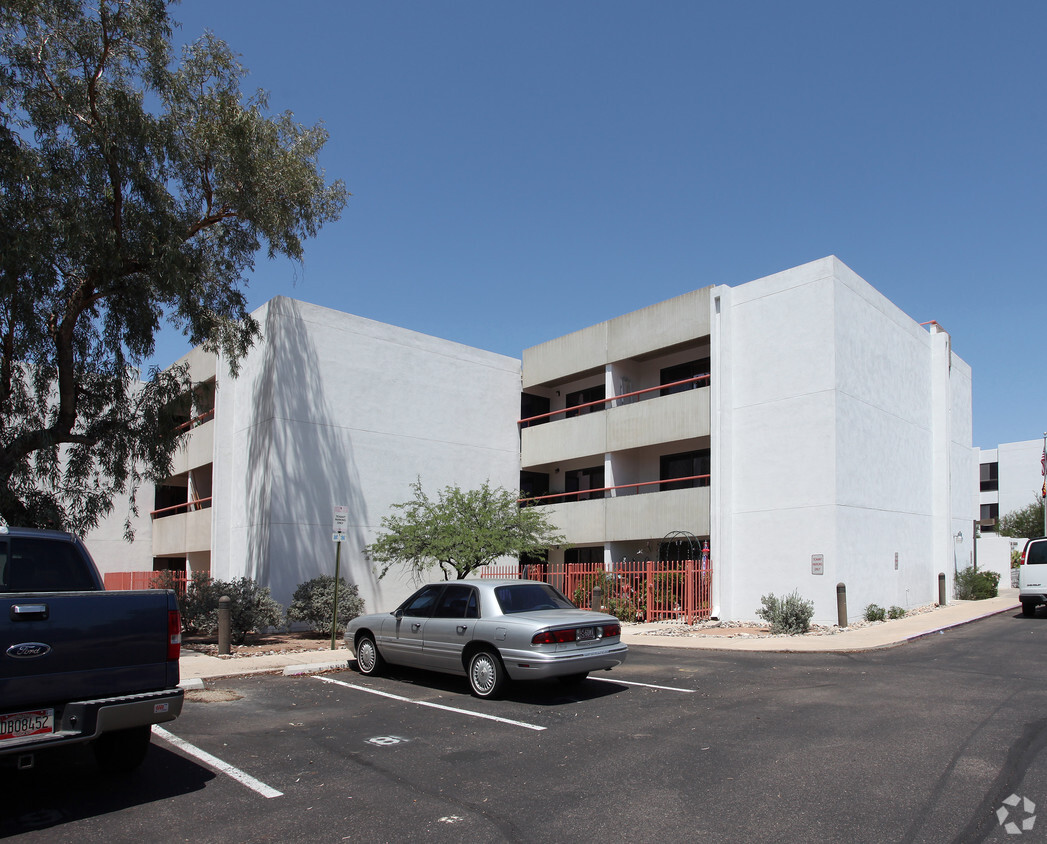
333, 504, 348, 543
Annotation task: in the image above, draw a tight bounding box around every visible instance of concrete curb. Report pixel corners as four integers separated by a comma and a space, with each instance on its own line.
282, 660, 349, 676
903, 602, 1021, 644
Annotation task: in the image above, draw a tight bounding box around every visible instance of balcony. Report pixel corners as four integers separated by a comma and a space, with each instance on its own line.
169, 409, 215, 476
152, 501, 212, 557
535, 485, 710, 545
521, 377, 710, 468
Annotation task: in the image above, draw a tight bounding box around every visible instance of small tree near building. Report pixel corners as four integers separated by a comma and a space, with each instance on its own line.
998, 497, 1046, 539
368, 479, 566, 581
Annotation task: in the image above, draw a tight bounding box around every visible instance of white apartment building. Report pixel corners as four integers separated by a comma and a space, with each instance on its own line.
978, 439, 1045, 533
97, 297, 522, 613
520, 257, 975, 624
96, 256, 976, 625
975, 438, 1045, 581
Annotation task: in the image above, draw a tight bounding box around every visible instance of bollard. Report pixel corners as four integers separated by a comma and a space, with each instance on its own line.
938, 573, 947, 606
591, 585, 603, 613
836, 582, 847, 628
218, 595, 231, 655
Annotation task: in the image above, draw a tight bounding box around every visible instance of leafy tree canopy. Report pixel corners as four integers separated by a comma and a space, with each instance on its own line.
368, 479, 567, 581
0, 0, 347, 533
997, 496, 1046, 539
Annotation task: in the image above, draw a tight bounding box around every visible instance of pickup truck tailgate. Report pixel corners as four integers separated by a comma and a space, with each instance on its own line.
1, 590, 179, 711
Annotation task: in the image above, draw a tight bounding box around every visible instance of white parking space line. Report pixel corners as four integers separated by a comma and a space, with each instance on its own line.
152, 726, 284, 799
589, 676, 696, 693
315, 676, 547, 731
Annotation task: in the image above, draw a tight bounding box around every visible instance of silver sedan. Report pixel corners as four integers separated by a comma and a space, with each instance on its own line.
345, 579, 628, 698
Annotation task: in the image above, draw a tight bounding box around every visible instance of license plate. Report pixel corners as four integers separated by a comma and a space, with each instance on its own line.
0, 709, 54, 743
576, 627, 596, 641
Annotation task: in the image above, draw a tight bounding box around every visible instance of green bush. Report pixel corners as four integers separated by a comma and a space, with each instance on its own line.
888, 606, 906, 620
864, 603, 886, 622
755, 590, 814, 635
179, 571, 225, 636
177, 573, 284, 644
288, 575, 366, 633
954, 566, 1000, 600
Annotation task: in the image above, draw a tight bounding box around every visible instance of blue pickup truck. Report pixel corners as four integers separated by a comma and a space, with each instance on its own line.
0, 523, 183, 772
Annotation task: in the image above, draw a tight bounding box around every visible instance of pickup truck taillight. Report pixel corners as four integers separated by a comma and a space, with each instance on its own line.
168, 610, 182, 661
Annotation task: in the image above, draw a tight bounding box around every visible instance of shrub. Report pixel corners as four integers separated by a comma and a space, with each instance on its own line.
288, 575, 366, 633
888, 606, 906, 620
755, 590, 814, 635
864, 604, 886, 622
954, 566, 1000, 600
177, 573, 284, 644
179, 571, 224, 636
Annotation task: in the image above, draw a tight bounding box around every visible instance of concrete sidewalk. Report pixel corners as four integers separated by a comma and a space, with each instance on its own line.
177, 589, 1022, 688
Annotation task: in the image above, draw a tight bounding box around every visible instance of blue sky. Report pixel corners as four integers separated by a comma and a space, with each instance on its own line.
164, 1, 1045, 452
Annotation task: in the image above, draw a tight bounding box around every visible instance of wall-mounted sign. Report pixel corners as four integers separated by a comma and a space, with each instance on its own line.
811, 554, 824, 575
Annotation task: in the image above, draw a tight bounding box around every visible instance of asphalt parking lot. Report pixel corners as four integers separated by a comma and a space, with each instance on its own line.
5, 611, 1047, 843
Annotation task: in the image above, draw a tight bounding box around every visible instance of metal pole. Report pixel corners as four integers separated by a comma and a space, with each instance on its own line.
836, 583, 847, 628
1042, 432, 1046, 538
330, 540, 342, 650
218, 595, 231, 655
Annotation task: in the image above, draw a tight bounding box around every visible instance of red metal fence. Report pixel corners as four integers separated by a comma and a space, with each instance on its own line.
104, 570, 188, 596
481, 559, 712, 624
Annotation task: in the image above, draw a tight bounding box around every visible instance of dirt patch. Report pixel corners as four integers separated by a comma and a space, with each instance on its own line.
183, 630, 348, 658
185, 688, 243, 703
686, 625, 771, 637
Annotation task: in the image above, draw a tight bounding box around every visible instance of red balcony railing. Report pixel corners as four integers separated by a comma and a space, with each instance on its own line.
151, 497, 213, 519
519, 375, 709, 427
519, 475, 710, 505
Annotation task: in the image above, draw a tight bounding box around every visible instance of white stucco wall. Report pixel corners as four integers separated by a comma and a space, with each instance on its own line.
714, 257, 975, 623
211, 297, 522, 612
997, 439, 1045, 520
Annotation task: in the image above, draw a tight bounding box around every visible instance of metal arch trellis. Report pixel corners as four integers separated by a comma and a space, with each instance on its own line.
660, 530, 699, 563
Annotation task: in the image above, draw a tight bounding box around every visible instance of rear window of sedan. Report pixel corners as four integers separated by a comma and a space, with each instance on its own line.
494, 583, 576, 614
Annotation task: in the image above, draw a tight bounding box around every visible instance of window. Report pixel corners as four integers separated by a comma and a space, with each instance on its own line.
565, 384, 605, 417
660, 358, 710, 396
980, 462, 999, 492
520, 471, 550, 500
398, 584, 443, 618
564, 465, 605, 501
660, 450, 710, 491
564, 546, 604, 565
520, 393, 550, 427
980, 503, 999, 530
0, 538, 99, 592
433, 584, 479, 619
494, 583, 574, 614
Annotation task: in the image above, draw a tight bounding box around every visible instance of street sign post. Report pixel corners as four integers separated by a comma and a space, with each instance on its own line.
331, 505, 348, 649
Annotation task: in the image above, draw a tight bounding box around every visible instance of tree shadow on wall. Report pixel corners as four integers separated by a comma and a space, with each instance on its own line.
241, 298, 379, 607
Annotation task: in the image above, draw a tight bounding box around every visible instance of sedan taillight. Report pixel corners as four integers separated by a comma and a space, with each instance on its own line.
532, 628, 577, 645
603, 623, 621, 638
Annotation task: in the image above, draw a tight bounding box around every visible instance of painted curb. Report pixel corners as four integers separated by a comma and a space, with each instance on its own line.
282, 660, 350, 676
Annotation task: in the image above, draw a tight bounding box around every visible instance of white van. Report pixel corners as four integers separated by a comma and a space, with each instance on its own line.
1018, 537, 1047, 616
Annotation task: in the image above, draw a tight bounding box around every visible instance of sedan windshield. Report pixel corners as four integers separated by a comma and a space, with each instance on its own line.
494, 583, 576, 614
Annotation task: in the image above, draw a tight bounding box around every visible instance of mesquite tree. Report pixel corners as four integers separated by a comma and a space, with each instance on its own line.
369, 479, 567, 581
0, 0, 346, 532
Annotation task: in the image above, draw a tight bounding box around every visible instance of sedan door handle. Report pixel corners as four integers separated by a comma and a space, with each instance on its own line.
456, 625, 468, 634
411, 623, 422, 632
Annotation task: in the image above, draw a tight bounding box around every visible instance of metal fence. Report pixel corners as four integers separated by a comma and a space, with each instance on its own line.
104, 570, 188, 596
480, 559, 712, 624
